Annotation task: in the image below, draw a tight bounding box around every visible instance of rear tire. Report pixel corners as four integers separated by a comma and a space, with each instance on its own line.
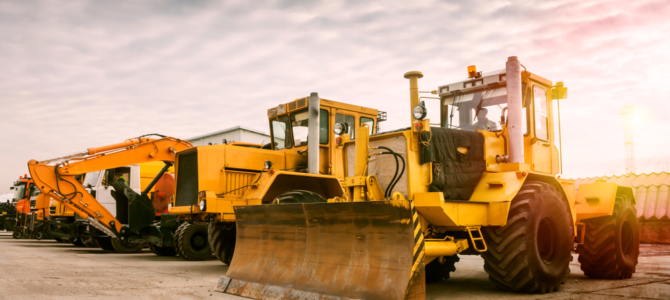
97, 237, 116, 251
111, 238, 144, 253
425, 255, 460, 283
35, 232, 44, 240
148, 243, 178, 256
577, 194, 639, 279
481, 182, 572, 293
175, 222, 212, 261
208, 222, 236, 265
82, 235, 99, 248
12, 231, 22, 239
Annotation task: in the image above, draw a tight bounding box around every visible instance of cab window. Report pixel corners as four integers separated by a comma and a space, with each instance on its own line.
336, 113, 356, 139
534, 86, 548, 140
361, 117, 375, 135
271, 115, 291, 150
102, 167, 131, 186
290, 109, 329, 146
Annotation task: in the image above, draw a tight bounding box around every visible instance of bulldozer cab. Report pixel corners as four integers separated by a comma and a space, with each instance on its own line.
267, 97, 380, 176
438, 69, 565, 175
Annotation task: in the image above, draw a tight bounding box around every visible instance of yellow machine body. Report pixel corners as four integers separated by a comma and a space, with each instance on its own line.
168, 97, 378, 221
216, 62, 636, 300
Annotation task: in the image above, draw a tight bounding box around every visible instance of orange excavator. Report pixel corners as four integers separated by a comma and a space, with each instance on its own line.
9, 175, 34, 238
28, 134, 192, 252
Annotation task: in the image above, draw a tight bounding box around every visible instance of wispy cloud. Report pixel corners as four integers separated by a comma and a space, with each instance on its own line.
1, 0, 669, 190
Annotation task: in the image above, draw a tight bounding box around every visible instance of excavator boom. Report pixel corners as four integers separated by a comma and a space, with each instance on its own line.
28, 136, 192, 236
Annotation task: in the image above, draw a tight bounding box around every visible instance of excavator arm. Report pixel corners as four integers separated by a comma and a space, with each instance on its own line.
28, 136, 192, 238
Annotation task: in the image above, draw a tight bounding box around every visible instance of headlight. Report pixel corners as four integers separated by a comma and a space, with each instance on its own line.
333, 122, 345, 135
199, 200, 206, 211
264, 160, 273, 170
413, 104, 427, 120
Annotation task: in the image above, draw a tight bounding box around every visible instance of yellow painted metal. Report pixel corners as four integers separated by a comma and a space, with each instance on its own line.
469, 171, 526, 202
466, 226, 487, 252
413, 192, 511, 226
352, 126, 370, 202
575, 182, 618, 221
424, 238, 469, 258
365, 175, 385, 201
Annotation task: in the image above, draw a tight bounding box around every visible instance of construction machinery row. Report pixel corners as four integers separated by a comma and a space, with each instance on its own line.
3, 55, 640, 299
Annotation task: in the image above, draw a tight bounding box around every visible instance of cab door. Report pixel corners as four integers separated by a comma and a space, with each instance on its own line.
530, 85, 553, 174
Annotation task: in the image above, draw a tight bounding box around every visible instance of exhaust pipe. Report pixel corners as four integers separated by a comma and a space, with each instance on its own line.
308, 92, 320, 174
506, 56, 524, 164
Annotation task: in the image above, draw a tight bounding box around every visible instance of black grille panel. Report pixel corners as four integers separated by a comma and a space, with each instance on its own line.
175, 150, 199, 207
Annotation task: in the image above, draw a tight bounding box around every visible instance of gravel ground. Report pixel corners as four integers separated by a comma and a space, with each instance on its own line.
1, 232, 669, 300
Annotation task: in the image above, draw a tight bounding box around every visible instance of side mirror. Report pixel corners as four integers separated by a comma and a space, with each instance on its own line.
552, 82, 568, 100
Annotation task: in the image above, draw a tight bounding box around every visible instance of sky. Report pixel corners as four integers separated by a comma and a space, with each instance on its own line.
1, 0, 670, 194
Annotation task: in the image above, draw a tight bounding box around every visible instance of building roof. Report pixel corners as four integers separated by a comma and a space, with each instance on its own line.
574, 172, 670, 220
187, 126, 270, 141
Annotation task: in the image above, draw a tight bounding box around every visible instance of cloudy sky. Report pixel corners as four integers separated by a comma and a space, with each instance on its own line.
1, 0, 669, 193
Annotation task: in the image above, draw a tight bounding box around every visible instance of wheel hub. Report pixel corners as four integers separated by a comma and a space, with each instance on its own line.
537, 217, 559, 264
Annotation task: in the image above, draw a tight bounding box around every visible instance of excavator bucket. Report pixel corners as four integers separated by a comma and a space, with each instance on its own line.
217, 200, 426, 300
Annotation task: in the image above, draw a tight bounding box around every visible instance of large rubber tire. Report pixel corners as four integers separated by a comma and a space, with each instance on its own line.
111, 238, 145, 253
71, 237, 85, 247
148, 243, 178, 256
425, 255, 460, 283
481, 182, 572, 293
208, 222, 236, 265
82, 235, 100, 248
175, 222, 212, 261
34, 231, 44, 240
577, 194, 639, 279
97, 237, 116, 251
273, 190, 326, 204
12, 231, 22, 239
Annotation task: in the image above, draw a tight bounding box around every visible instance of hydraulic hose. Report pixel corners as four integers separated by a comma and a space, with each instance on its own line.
376, 146, 406, 199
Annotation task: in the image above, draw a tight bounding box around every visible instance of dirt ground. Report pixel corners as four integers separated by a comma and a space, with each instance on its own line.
1, 232, 670, 300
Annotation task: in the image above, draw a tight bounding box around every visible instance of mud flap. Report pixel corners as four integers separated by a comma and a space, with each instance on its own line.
217, 200, 426, 300
111, 182, 155, 234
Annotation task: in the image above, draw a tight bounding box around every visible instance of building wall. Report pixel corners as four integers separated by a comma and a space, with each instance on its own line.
187, 127, 270, 147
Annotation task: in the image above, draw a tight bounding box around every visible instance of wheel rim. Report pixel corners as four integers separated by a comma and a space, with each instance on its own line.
621, 220, 634, 257
191, 233, 208, 251
537, 217, 559, 264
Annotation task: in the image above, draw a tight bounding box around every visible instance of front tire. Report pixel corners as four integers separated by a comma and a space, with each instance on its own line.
577, 194, 639, 279
425, 255, 460, 283
12, 231, 22, 239
175, 222, 212, 261
208, 222, 236, 265
97, 237, 116, 251
482, 182, 572, 293
111, 238, 144, 253
148, 243, 178, 256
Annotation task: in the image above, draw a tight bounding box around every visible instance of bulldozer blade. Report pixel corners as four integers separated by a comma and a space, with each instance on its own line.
217, 200, 426, 300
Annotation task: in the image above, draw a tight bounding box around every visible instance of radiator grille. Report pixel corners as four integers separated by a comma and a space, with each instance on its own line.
224, 171, 256, 196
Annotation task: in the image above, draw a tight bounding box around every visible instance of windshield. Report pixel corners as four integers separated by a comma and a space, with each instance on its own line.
290, 109, 329, 147
13, 183, 26, 201
82, 171, 101, 188
442, 86, 527, 134
271, 115, 291, 150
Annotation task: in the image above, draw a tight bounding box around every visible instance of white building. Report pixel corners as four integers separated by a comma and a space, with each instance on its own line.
187, 126, 271, 147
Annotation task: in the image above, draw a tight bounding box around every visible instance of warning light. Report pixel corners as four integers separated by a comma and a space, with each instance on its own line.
468, 65, 478, 78
415, 122, 424, 131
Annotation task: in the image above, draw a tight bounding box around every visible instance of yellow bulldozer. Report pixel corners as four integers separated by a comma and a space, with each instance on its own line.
167, 98, 383, 262
214, 56, 640, 299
